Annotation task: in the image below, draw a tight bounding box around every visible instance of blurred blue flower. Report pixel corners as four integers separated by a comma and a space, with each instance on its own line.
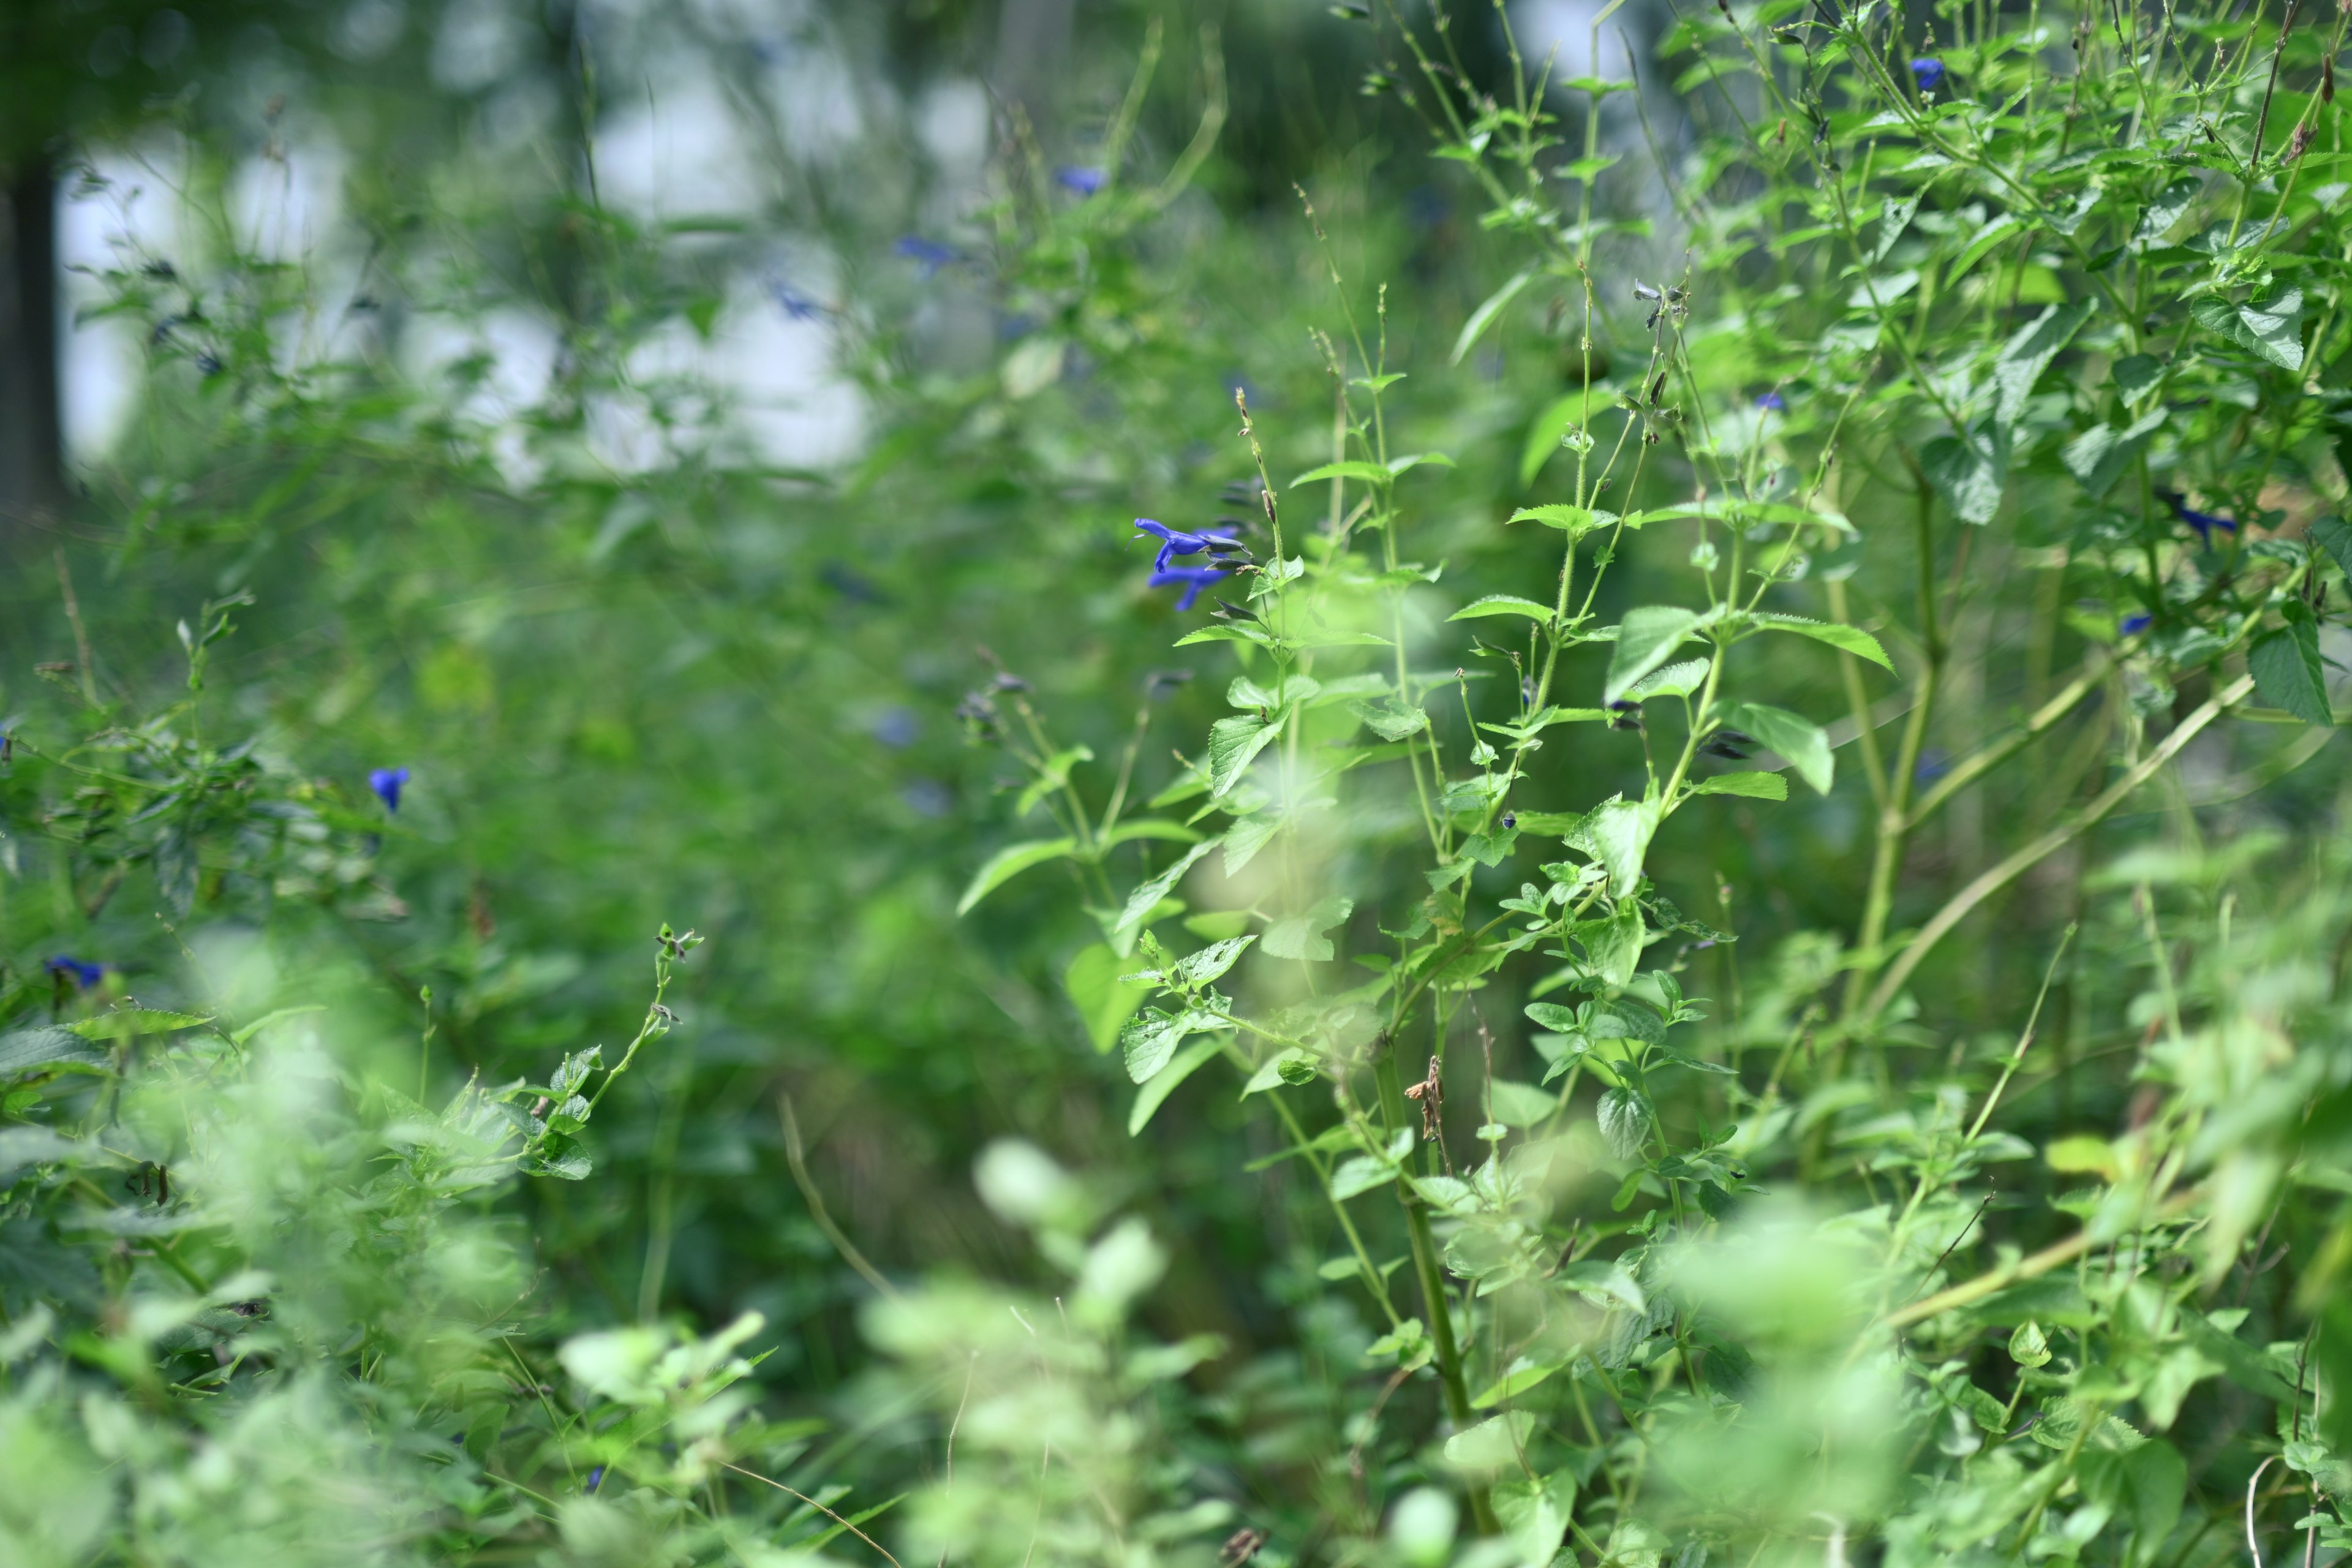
1055, 166, 1106, 195
1911, 58, 1946, 91
1132, 518, 1240, 571
900, 778, 954, 818
1913, 748, 1951, 783
47, 956, 104, 990
872, 707, 919, 748
1150, 565, 1227, 612
1757, 391, 1785, 411
369, 767, 410, 814
894, 237, 957, 277
2162, 491, 2238, 545
584, 1467, 605, 1493
2121, 612, 2153, 635
766, 280, 823, 320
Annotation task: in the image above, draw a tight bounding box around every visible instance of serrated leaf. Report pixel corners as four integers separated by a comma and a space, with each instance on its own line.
1449, 594, 1556, 624
2250, 602, 2331, 725
1582, 796, 1658, 896
2061, 409, 2167, 498
1585, 903, 1646, 987
1508, 504, 1619, 535
1692, 770, 1789, 800
1722, 702, 1834, 794
1747, 612, 1893, 671
958, 838, 1078, 916
1994, 300, 2096, 425
1208, 715, 1283, 797
1262, 896, 1354, 962
67, 1008, 211, 1041
1330, 1153, 1398, 1199
1921, 423, 2011, 524
1110, 839, 1221, 953
2310, 516, 2352, 580
2191, 287, 2305, 371
1174, 935, 1256, 988
1472, 1357, 1570, 1408
1605, 606, 1717, 703
0, 1029, 108, 1077
1350, 696, 1428, 741
1121, 1008, 1212, 1084
1129, 1039, 1223, 1135
1597, 1085, 1651, 1159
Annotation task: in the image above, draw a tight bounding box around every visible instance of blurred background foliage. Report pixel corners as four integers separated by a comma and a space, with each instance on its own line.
3, 0, 2352, 1563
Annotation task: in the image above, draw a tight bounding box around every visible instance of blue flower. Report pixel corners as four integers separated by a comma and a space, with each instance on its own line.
766, 280, 824, 320
584, 1466, 605, 1493
1756, 391, 1785, 411
1910, 58, 1947, 91
1150, 565, 1227, 611
894, 236, 957, 277
872, 708, 919, 748
2162, 491, 2239, 545
2121, 612, 2154, 635
1913, 748, 1951, 783
369, 767, 410, 814
47, 956, 104, 990
1055, 166, 1107, 196
1132, 518, 1242, 571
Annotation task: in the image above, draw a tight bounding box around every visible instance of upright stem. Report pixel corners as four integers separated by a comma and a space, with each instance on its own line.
1371, 1041, 1497, 1536
1842, 464, 1944, 1028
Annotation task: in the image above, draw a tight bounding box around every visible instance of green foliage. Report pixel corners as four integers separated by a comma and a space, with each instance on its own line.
8, 0, 2352, 1564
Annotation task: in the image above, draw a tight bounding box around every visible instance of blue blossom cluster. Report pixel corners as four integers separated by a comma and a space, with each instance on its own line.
1134, 519, 1250, 610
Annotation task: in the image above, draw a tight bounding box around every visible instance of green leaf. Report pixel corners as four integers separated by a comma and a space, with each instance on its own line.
958, 838, 1078, 916
1207, 714, 1281, 797
0, 1029, 107, 1077
1129, 1039, 1224, 1136
1747, 612, 1893, 671
1994, 300, 2097, 425
1585, 904, 1646, 987
1582, 796, 1657, 896
1289, 459, 1392, 487
1623, 659, 1709, 701
1111, 840, 1221, 953
1261, 896, 1354, 962
1452, 266, 1538, 365
1242, 1048, 1319, 1096
2010, 1320, 2052, 1369
1350, 696, 1428, 741
1449, 594, 1556, 624
2191, 287, 2305, 371
1597, 1085, 1651, 1159
1065, 944, 1154, 1054
2061, 409, 2168, 498
1508, 504, 1619, 536
1173, 935, 1256, 989
1329, 1153, 1398, 1199
1122, 1008, 1214, 1084
1486, 1078, 1558, 1127
66, 1008, 211, 1041
1692, 771, 1788, 800
1921, 423, 2011, 524
1605, 606, 1717, 703
1472, 1357, 1570, 1408
1520, 391, 1587, 487
1723, 701, 1834, 794
1098, 820, 1205, 850
2250, 602, 2331, 725
1444, 1411, 1536, 1470
2312, 516, 2352, 581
